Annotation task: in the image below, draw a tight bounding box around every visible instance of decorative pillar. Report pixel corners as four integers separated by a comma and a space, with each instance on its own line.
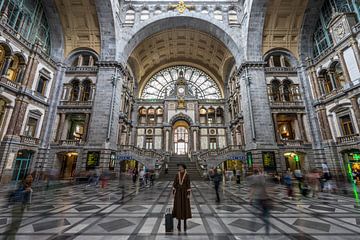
272, 113, 279, 143
23, 43, 41, 88
1, 56, 12, 76
83, 113, 90, 141
328, 71, 337, 90
318, 108, 332, 140
350, 38, 360, 69
297, 113, 307, 142
5, 98, 28, 136
15, 64, 26, 84
337, 50, 352, 84
56, 113, 66, 141
350, 96, 360, 131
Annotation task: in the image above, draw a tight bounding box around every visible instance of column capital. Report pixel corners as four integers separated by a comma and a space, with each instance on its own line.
236, 61, 266, 76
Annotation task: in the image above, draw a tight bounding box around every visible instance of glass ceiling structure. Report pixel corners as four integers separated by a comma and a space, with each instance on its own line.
141, 65, 222, 99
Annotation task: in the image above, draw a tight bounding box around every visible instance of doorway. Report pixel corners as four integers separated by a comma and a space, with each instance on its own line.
173, 121, 189, 155
12, 150, 33, 181
58, 152, 78, 179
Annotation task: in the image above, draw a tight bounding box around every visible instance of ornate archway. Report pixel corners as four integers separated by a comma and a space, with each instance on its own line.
173, 120, 190, 155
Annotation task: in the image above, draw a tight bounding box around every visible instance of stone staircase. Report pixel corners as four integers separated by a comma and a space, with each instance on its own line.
159, 155, 203, 181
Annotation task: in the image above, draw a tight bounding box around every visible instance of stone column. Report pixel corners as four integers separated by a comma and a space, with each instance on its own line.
5, 98, 28, 136
309, 67, 321, 99
350, 96, 360, 130
1, 56, 12, 76
328, 71, 337, 90
23, 43, 41, 88
297, 113, 307, 142
272, 113, 279, 143
83, 113, 90, 141
15, 64, 26, 84
337, 50, 352, 84
318, 108, 332, 140
56, 113, 66, 141
193, 130, 197, 152
87, 62, 124, 149
238, 63, 276, 148
350, 38, 360, 70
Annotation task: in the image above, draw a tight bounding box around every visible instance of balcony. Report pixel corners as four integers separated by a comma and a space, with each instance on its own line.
265, 67, 297, 73
279, 139, 304, 147
337, 134, 360, 144
20, 135, 40, 145
59, 139, 82, 146
0, 76, 20, 90
270, 101, 305, 108
66, 66, 98, 73
59, 100, 93, 108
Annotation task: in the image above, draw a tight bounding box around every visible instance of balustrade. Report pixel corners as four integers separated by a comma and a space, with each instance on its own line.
20, 135, 40, 145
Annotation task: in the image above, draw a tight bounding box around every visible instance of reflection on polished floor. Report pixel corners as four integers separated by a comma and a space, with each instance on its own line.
1, 180, 360, 240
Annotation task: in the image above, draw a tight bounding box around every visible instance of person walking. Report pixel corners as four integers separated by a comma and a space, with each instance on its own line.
248, 169, 271, 235
211, 168, 222, 203
283, 170, 293, 199
6, 175, 33, 240
172, 163, 192, 232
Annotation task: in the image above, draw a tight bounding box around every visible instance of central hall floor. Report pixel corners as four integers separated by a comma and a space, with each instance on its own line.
1, 180, 360, 240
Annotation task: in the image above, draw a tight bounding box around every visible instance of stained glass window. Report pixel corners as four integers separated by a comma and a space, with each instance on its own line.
141, 66, 222, 99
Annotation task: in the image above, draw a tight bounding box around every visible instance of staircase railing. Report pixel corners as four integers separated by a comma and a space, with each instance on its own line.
118, 145, 165, 168
197, 145, 245, 167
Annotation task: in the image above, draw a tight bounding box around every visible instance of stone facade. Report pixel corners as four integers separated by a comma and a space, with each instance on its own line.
0, 0, 359, 183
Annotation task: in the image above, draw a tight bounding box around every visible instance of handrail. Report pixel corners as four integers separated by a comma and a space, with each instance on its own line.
120, 145, 164, 159
198, 145, 244, 160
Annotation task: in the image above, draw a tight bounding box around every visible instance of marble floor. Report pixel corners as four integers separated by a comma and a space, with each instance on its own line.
1, 180, 360, 240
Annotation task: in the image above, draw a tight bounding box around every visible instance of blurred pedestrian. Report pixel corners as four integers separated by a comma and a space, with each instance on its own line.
211, 168, 222, 203
283, 170, 293, 199
132, 168, 138, 184
172, 163, 192, 232
306, 169, 320, 198
248, 169, 271, 235
165, 163, 169, 174
236, 169, 241, 184
6, 175, 33, 240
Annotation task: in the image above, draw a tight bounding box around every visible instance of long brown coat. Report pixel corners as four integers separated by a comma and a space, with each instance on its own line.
172, 171, 192, 220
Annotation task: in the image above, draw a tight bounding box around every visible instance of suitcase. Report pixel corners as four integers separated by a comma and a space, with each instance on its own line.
165, 208, 173, 232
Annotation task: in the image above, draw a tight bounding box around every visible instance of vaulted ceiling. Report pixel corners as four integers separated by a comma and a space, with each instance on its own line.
128, 29, 234, 85
262, 0, 309, 57
54, 0, 101, 57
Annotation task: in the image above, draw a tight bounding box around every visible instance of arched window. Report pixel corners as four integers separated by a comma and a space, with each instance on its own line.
319, 70, 333, 94
141, 66, 222, 99
6, 54, 25, 82
216, 107, 224, 124
140, 9, 150, 21
174, 126, 189, 155
271, 79, 281, 102
228, 9, 238, 24
214, 10, 223, 21
208, 107, 215, 125
70, 80, 80, 101
82, 79, 92, 101
147, 107, 155, 124
201, 8, 209, 14
154, 8, 162, 15
156, 108, 163, 123
283, 79, 292, 102
332, 61, 346, 88
138, 107, 147, 124
199, 107, 207, 124
125, 9, 135, 24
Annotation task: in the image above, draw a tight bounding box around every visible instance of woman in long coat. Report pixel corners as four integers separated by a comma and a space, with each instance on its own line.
172, 163, 192, 231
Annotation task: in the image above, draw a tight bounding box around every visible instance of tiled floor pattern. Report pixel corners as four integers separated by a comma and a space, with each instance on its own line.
0, 180, 360, 239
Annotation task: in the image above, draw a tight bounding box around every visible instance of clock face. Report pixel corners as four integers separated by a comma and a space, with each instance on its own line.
178, 87, 185, 94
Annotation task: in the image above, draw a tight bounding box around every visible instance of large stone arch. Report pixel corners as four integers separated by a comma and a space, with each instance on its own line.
41, 0, 65, 62
169, 113, 194, 126
117, 12, 243, 65
95, 0, 117, 61
298, 0, 326, 62
245, 0, 268, 61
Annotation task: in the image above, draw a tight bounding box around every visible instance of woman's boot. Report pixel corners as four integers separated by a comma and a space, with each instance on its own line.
177, 220, 181, 231
184, 220, 187, 231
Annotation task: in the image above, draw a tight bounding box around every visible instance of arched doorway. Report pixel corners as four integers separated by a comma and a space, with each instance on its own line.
173, 121, 189, 155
